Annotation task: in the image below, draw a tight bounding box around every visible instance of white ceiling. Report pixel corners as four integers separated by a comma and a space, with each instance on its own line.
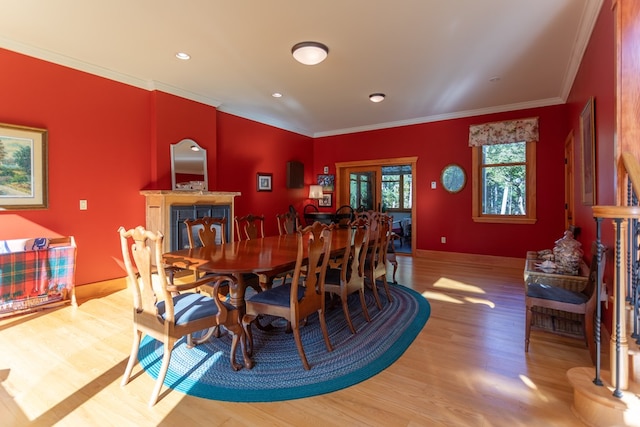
0, 0, 603, 137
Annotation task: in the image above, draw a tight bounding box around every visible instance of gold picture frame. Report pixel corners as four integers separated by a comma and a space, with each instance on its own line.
580, 97, 596, 205
0, 123, 48, 209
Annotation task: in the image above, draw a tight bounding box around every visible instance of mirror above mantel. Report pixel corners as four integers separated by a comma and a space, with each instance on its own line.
170, 138, 208, 191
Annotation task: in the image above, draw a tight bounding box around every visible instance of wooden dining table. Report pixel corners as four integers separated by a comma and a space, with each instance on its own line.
162, 227, 352, 309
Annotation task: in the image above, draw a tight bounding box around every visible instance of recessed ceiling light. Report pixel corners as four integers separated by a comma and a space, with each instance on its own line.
272, 92, 283, 98
291, 41, 329, 65
176, 52, 191, 60
369, 93, 386, 103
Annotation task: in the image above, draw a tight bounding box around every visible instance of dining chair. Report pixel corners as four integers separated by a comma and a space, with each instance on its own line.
334, 205, 355, 228
118, 226, 251, 406
184, 216, 226, 247
324, 217, 371, 334
235, 214, 265, 241
185, 217, 260, 296
242, 221, 335, 370
359, 211, 393, 309
525, 242, 606, 363
376, 214, 394, 302
183, 216, 228, 294
386, 230, 400, 284
303, 203, 319, 225
276, 211, 298, 235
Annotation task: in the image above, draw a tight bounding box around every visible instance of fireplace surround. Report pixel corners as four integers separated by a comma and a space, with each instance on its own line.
140, 190, 240, 252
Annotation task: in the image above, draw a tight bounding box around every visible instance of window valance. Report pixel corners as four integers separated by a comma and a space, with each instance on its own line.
468, 117, 539, 147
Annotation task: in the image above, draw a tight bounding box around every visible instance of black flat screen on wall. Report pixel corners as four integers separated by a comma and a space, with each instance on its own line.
286, 161, 304, 188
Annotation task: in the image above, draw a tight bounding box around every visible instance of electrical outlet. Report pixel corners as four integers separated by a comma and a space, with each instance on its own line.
79, 199, 87, 210
323, 166, 329, 174
441, 236, 446, 244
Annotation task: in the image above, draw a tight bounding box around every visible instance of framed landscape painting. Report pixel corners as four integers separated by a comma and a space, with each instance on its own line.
0, 123, 48, 209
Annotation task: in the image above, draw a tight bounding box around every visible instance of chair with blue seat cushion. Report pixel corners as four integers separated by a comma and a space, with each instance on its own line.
242, 221, 335, 370
525, 242, 606, 364
360, 211, 393, 309
324, 217, 371, 334
234, 213, 265, 241
276, 210, 299, 235
118, 226, 251, 406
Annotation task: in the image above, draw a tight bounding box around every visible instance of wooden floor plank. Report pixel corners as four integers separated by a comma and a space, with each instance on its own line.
0, 256, 590, 426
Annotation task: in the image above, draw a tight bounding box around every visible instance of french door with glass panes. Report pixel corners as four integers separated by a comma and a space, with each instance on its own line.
335, 157, 417, 254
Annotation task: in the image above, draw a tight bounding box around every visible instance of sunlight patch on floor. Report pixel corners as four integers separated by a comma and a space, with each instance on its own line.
421, 290, 464, 304
457, 369, 557, 407
463, 296, 495, 308
519, 373, 549, 402
434, 277, 486, 294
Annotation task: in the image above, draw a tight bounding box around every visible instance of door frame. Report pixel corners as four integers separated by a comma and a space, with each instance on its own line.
335, 156, 418, 255
564, 132, 575, 231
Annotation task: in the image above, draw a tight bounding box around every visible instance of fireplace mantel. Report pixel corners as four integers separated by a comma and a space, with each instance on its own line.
140, 190, 241, 252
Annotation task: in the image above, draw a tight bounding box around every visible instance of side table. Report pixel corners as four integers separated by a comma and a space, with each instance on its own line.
523, 251, 589, 337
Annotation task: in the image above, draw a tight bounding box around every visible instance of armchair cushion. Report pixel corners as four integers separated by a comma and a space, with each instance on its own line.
526, 283, 589, 305
157, 293, 233, 325
247, 283, 305, 307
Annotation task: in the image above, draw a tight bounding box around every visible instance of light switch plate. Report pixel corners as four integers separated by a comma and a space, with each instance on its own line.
431, 181, 437, 189
323, 166, 329, 174
79, 200, 87, 210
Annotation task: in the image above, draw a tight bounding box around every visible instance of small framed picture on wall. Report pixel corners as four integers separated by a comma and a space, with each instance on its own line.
257, 173, 272, 192
317, 174, 335, 192
318, 193, 333, 207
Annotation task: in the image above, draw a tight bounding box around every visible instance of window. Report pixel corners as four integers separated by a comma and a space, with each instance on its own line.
350, 172, 374, 210
470, 118, 537, 224
382, 165, 412, 211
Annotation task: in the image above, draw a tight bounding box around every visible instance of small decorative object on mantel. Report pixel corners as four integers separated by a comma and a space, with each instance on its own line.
552, 230, 583, 275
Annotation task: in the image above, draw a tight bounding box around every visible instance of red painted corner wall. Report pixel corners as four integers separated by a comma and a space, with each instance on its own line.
0, 48, 151, 285
0, 48, 225, 285
148, 91, 218, 190
216, 112, 313, 236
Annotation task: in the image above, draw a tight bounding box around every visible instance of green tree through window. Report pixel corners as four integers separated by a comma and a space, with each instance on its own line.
482, 141, 526, 215
382, 165, 412, 211
472, 140, 536, 224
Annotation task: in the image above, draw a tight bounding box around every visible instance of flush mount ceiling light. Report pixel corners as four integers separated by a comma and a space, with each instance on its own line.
369, 93, 386, 103
175, 52, 191, 60
291, 41, 329, 65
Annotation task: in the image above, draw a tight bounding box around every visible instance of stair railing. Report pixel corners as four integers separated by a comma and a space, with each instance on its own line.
591, 152, 640, 397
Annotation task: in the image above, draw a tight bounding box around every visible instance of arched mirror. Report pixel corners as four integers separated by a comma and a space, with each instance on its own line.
441, 164, 466, 193
171, 139, 208, 191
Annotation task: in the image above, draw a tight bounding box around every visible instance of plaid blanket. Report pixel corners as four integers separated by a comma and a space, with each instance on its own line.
0, 245, 76, 313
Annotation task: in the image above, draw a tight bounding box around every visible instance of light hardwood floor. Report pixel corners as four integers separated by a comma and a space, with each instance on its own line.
0, 256, 591, 426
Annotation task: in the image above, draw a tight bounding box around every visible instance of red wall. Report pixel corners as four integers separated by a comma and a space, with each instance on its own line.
216, 112, 313, 237
0, 48, 151, 285
566, 4, 616, 256
565, 3, 615, 327
314, 106, 570, 258
149, 91, 218, 190
0, 48, 222, 285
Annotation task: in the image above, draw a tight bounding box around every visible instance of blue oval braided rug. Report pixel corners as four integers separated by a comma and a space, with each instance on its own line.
137, 283, 430, 402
